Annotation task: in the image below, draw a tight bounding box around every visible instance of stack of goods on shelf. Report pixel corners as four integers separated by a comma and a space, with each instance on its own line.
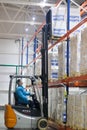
70, 33, 81, 77
67, 94, 87, 130
48, 88, 52, 118
70, 26, 87, 76
48, 88, 58, 119
73, 95, 84, 129
48, 91, 87, 129
67, 95, 75, 127
82, 95, 87, 129
80, 27, 87, 75
56, 87, 64, 124
48, 52, 58, 81
27, 66, 33, 76
58, 41, 67, 79
35, 59, 41, 84
48, 87, 64, 123
35, 59, 41, 76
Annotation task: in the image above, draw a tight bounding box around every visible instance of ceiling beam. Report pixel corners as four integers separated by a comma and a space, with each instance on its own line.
0, 33, 33, 37
0, 23, 7, 32
0, 0, 55, 7
0, 20, 42, 25
8, 5, 24, 33
0, 5, 44, 16
1, 3, 11, 20
0, 33, 41, 38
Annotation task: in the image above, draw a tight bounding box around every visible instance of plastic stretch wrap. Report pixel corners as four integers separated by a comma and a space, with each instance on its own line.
58, 42, 67, 79
70, 33, 81, 77
48, 53, 58, 81
80, 27, 87, 75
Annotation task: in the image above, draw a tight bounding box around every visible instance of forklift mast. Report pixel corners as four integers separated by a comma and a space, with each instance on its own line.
41, 25, 48, 119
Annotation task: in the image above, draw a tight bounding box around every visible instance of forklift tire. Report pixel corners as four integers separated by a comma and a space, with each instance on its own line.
37, 118, 48, 130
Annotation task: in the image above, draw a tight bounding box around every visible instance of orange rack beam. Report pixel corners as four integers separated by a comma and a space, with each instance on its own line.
48, 74, 87, 88
80, 0, 87, 16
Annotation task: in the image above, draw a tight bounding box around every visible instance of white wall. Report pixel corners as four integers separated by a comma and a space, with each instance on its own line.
0, 39, 19, 105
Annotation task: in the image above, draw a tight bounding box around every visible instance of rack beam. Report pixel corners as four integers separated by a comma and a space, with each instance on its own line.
48, 74, 87, 88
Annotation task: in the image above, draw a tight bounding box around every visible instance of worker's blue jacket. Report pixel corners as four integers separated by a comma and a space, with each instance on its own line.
15, 86, 30, 104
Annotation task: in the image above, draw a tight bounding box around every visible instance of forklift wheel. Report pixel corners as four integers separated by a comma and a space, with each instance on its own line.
37, 118, 48, 130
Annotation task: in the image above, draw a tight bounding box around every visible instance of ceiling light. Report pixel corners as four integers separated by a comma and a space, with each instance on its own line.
40, 1, 46, 8
25, 27, 29, 32
44, 0, 46, 2
32, 16, 35, 21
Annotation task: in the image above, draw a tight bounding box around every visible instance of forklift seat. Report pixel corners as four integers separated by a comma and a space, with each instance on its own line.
14, 92, 19, 105
14, 92, 26, 106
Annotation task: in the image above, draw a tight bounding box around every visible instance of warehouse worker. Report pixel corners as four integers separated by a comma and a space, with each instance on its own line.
15, 79, 34, 108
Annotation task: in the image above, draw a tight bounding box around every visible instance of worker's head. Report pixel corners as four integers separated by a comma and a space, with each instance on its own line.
16, 79, 23, 86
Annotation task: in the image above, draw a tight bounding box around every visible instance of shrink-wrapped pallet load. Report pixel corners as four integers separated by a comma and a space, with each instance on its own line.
35, 59, 41, 76
67, 95, 76, 128
48, 87, 64, 122
74, 95, 84, 129
48, 52, 58, 81
80, 27, 87, 74
67, 94, 87, 129
48, 88, 56, 119
48, 88, 59, 119
81, 95, 87, 129
84, 107, 87, 129
35, 59, 41, 84
48, 89, 87, 129
56, 87, 65, 123
48, 88, 52, 117
58, 42, 67, 79
70, 33, 81, 77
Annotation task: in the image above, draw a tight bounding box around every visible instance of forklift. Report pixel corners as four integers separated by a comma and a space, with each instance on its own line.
4, 23, 49, 130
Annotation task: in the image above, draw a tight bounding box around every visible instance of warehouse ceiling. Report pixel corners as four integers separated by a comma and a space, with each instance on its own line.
74, 0, 84, 5
0, 0, 85, 40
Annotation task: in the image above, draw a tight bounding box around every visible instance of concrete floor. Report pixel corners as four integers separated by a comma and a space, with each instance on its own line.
0, 110, 6, 129
0, 110, 54, 130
